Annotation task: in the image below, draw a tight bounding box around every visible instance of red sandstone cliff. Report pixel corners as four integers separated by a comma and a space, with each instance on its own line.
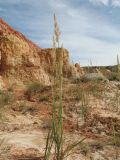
0, 18, 82, 88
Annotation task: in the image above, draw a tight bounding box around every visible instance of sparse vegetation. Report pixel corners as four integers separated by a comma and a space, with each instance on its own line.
16, 102, 35, 114
108, 72, 120, 81
26, 82, 45, 99
0, 90, 14, 107
44, 14, 64, 160
39, 94, 49, 102
44, 14, 85, 160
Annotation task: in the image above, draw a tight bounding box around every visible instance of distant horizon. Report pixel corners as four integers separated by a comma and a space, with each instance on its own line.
0, 0, 120, 66
81, 62, 118, 67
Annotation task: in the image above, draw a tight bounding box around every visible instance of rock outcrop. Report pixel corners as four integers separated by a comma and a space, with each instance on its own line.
40, 48, 71, 76
0, 18, 82, 87
0, 18, 50, 86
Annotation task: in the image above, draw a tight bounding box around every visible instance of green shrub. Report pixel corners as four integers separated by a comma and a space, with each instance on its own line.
74, 88, 84, 101
80, 76, 103, 83
0, 91, 13, 107
39, 94, 49, 102
72, 77, 81, 84
0, 91, 14, 122
26, 82, 44, 98
108, 72, 120, 81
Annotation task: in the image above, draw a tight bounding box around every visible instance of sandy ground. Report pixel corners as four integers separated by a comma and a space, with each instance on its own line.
0, 81, 120, 160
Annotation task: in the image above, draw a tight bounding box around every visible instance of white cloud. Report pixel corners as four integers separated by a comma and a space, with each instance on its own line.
89, 0, 120, 7
58, 5, 120, 66
49, 0, 67, 9
63, 34, 119, 66
111, 0, 120, 7
18, 0, 120, 65
89, 0, 109, 6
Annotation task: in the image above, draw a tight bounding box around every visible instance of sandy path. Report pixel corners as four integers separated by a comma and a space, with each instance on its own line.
0, 130, 46, 152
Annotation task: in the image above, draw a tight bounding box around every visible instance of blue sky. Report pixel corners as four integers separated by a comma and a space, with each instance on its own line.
0, 0, 120, 66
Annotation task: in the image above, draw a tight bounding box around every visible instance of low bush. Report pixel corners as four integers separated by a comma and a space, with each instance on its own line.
26, 82, 45, 98
81, 75, 104, 83
39, 94, 49, 102
0, 91, 14, 107
108, 72, 120, 81
72, 77, 81, 84
74, 88, 84, 101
